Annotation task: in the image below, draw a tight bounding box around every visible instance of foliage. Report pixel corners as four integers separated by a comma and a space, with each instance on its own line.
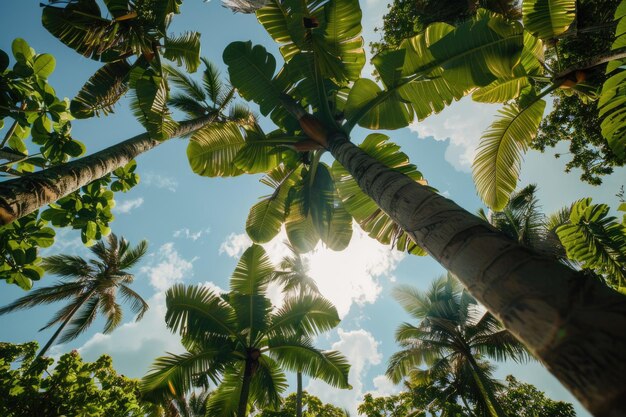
0, 40, 141, 288
370, 0, 521, 54
498, 375, 576, 417
41, 0, 200, 139
0, 211, 53, 289
370, 0, 626, 208
0, 234, 149, 356
259, 391, 346, 417
357, 375, 576, 417
386, 274, 529, 417
0, 341, 144, 417
556, 198, 626, 291
532, 0, 625, 185
141, 244, 350, 417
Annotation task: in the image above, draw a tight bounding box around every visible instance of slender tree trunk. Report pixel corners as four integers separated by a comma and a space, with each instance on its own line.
466, 355, 506, 417
296, 371, 303, 417
0, 116, 214, 225
37, 293, 92, 358
326, 133, 626, 417
237, 357, 254, 417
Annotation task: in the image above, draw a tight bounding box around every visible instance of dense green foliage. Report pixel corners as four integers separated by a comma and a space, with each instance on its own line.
357, 375, 576, 417
259, 391, 346, 417
0, 234, 149, 356
0, 342, 144, 417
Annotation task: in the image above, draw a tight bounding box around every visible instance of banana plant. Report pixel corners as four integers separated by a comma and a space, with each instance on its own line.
211, 0, 626, 414
41, 0, 201, 139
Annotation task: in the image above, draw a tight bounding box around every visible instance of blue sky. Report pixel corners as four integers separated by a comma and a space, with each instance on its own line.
1, 1, 625, 415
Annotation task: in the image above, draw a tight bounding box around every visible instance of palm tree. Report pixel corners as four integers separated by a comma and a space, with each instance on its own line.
141, 244, 351, 417
144, 390, 212, 417
386, 274, 529, 417
0, 59, 252, 226
0, 233, 149, 358
271, 242, 334, 417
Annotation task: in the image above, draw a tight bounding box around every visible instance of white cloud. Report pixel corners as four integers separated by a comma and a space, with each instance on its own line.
143, 172, 178, 192
307, 328, 382, 415
174, 227, 211, 241
368, 374, 401, 397
141, 242, 194, 291
409, 98, 501, 172
219, 226, 404, 318
219, 233, 253, 258
114, 197, 144, 214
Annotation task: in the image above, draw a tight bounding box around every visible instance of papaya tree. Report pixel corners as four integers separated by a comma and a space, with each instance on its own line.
185, 1, 624, 414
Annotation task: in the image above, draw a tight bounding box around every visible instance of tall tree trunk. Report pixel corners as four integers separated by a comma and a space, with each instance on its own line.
0, 116, 214, 225
296, 371, 303, 417
237, 357, 254, 417
326, 133, 626, 417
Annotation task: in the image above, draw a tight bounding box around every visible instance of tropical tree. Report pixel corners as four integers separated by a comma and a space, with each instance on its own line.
0, 233, 148, 358
141, 244, 351, 417
0, 57, 250, 228
0, 341, 145, 417
270, 243, 338, 417
203, 1, 626, 414
386, 274, 529, 417
498, 375, 576, 417
143, 390, 213, 417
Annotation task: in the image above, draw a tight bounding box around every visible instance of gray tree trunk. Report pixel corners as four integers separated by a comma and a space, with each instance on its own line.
0, 116, 213, 225
327, 133, 626, 417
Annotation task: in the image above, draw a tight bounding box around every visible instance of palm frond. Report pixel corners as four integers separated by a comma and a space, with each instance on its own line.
267, 293, 339, 336
58, 295, 99, 343
41, 255, 93, 277
119, 284, 149, 320
163, 31, 201, 73
201, 57, 224, 104
119, 238, 148, 269
249, 355, 288, 409
166, 64, 207, 102
71, 60, 132, 118
0, 281, 83, 315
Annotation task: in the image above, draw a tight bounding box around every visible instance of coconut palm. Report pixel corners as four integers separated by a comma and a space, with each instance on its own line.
386, 274, 529, 417
271, 243, 334, 417
141, 244, 350, 417
0, 233, 148, 358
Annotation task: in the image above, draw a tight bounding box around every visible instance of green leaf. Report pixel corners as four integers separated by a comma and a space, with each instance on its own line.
223, 41, 282, 117
429, 14, 524, 90
246, 166, 299, 244
71, 61, 132, 118
11, 38, 34, 64
163, 32, 201, 73
472, 98, 546, 211
522, 0, 576, 39
130, 67, 176, 141
332, 134, 427, 255
33, 54, 56, 79
0, 49, 9, 72
556, 198, 626, 288
344, 78, 412, 130
187, 122, 245, 177
233, 126, 283, 174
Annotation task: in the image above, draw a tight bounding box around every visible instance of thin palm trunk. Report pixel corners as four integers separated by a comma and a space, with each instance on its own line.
296, 371, 303, 417
37, 291, 94, 358
0, 115, 214, 225
325, 133, 626, 417
465, 355, 506, 417
237, 357, 254, 417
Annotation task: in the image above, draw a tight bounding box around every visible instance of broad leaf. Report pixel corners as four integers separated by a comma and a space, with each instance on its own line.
332, 134, 427, 255
233, 126, 285, 174
187, 122, 246, 177
130, 67, 176, 140
472, 98, 546, 211
522, 0, 576, 39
